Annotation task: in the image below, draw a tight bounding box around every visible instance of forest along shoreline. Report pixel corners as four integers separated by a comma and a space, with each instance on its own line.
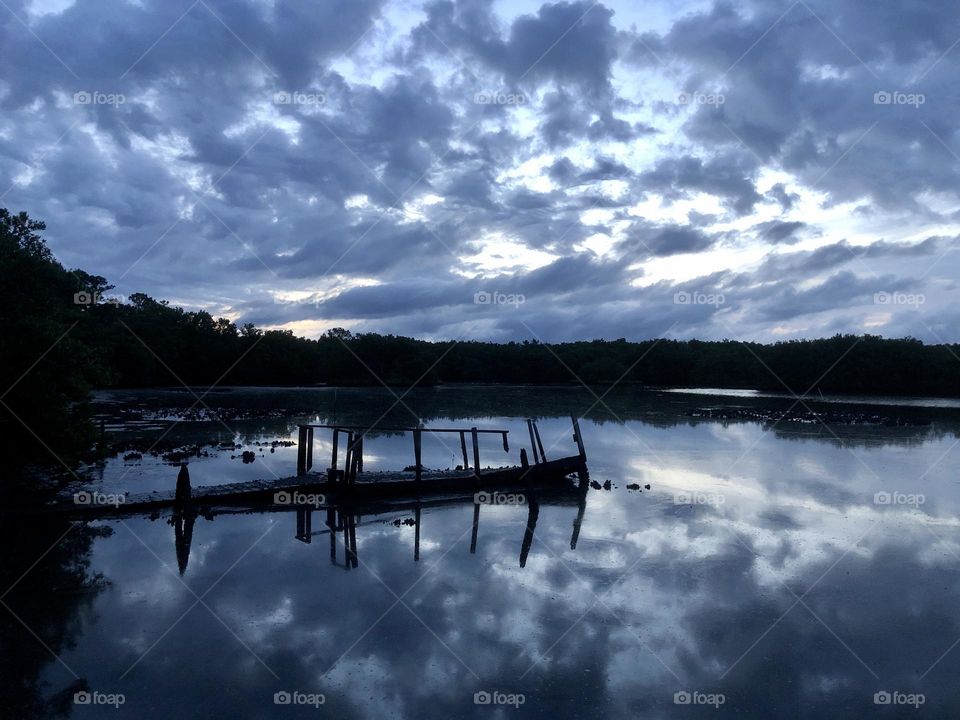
3, 206, 959, 496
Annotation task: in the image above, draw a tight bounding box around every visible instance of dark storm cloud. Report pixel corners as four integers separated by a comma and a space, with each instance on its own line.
765, 182, 799, 212
409, 0, 654, 149
749, 236, 943, 281
638, 154, 762, 216
0, 0, 384, 100
754, 269, 907, 322
752, 220, 807, 244
0, 0, 957, 342
243, 253, 631, 328
631, 0, 960, 211
619, 222, 720, 258
548, 155, 635, 187
411, 0, 618, 92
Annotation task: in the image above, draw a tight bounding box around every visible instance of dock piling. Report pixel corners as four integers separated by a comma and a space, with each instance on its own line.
306, 427, 314, 472
297, 426, 308, 475
327, 508, 336, 563
526, 419, 540, 464
519, 497, 540, 568
571, 415, 586, 461
471, 427, 481, 479
533, 422, 546, 462
174, 463, 191, 513
470, 501, 480, 554
460, 431, 469, 470
414, 505, 421, 561
295, 508, 312, 543
330, 429, 339, 471
413, 428, 422, 484
344, 432, 354, 483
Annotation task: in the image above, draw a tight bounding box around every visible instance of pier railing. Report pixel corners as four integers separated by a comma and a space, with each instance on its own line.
296, 424, 510, 482
296, 417, 587, 486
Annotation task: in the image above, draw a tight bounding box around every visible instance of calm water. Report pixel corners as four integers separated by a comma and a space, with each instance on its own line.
662, 386, 960, 409
7, 386, 960, 718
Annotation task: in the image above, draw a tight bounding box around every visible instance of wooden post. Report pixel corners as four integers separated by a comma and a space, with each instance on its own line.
296, 508, 312, 543
174, 463, 191, 513
571, 415, 586, 461
414, 505, 421, 562
471, 427, 481, 479
470, 501, 480, 554
327, 507, 336, 564
306, 427, 314, 472
348, 514, 358, 568
330, 429, 339, 471
460, 431, 469, 470
174, 513, 195, 576
338, 511, 349, 571
571, 487, 587, 550
533, 422, 546, 462
526, 419, 540, 464
413, 428, 422, 484
501, 431, 509, 452
297, 426, 307, 475
349, 436, 360, 484
357, 435, 364, 474
520, 448, 529, 469
344, 432, 354, 484
519, 497, 540, 568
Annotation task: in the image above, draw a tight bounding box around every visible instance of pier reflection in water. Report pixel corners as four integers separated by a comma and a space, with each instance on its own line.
171, 480, 589, 576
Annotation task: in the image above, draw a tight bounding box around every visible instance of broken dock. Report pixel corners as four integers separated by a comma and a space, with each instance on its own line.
49, 416, 590, 517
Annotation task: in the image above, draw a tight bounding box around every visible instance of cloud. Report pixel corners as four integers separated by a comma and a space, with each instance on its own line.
0, 0, 957, 342
639, 154, 762, 216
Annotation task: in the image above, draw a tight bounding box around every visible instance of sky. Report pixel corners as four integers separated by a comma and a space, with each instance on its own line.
1, 0, 957, 343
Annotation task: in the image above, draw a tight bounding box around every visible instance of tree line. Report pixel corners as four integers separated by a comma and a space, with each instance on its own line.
2, 208, 958, 466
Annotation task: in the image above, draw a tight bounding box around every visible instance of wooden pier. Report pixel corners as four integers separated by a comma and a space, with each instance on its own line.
45, 417, 588, 518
